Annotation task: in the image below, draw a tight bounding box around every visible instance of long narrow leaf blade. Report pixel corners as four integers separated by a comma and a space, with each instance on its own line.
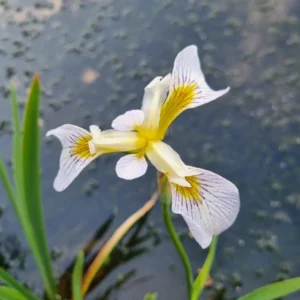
191, 236, 218, 300
0, 268, 39, 300
22, 75, 57, 297
10, 86, 23, 202
238, 277, 300, 300
0, 157, 18, 214
72, 251, 84, 300
0, 286, 33, 300
22, 75, 43, 244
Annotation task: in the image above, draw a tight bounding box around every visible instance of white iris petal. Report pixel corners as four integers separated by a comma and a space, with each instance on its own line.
116, 154, 148, 180
112, 110, 144, 132
46, 124, 98, 192
141, 74, 171, 132
171, 45, 230, 108
170, 166, 240, 248
146, 141, 190, 185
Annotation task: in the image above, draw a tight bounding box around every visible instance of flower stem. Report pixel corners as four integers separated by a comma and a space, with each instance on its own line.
158, 173, 193, 299
191, 236, 217, 300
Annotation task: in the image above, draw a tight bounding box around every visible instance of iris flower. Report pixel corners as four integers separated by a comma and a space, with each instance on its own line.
47, 45, 239, 248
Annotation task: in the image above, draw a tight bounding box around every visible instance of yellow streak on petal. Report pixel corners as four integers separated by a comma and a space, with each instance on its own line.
174, 175, 202, 203
70, 135, 93, 159
135, 147, 147, 159
136, 124, 158, 140
157, 83, 197, 139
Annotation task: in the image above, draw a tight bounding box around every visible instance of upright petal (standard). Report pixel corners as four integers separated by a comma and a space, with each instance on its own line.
112, 110, 144, 132
141, 74, 171, 136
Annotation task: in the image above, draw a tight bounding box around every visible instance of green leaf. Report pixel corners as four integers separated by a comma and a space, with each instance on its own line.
10, 86, 23, 202
0, 268, 39, 300
21, 75, 57, 298
238, 277, 300, 300
72, 251, 85, 300
6, 86, 38, 288
8, 86, 29, 229
143, 292, 158, 300
22, 76, 43, 243
0, 157, 18, 215
0, 286, 32, 300
1, 77, 57, 299
0, 87, 21, 215
191, 236, 218, 300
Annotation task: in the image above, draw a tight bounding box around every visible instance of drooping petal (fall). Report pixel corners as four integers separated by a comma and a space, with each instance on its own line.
112, 110, 144, 132
141, 74, 171, 136
181, 215, 213, 249
146, 141, 191, 186
170, 166, 239, 248
46, 124, 102, 192
115, 154, 148, 180
157, 45, 230, 139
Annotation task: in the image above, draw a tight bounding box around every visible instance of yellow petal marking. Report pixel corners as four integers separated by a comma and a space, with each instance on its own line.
157, 83, 197, 139
70, 135, 93, 159
174, 175, 202, 203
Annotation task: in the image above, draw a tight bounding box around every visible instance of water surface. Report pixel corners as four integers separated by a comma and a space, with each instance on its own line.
0, 0, 300, 299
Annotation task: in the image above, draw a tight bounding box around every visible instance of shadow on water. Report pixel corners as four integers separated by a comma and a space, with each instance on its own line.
57, 212, 160, 300
0, 213, 26, 273
0, 0, 300, 299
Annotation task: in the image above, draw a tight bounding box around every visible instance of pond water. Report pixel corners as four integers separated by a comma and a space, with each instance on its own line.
0, 0, 300, 299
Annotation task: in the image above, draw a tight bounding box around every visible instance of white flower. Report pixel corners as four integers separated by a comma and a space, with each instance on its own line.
47, 45, 239, 248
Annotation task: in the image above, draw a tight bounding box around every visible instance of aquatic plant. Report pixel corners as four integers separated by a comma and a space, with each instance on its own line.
0, 50, 299, 299
0, 77, 157, 300
0, 77, 56, 299
47, 45, 300, 299
47, 46, 240, 250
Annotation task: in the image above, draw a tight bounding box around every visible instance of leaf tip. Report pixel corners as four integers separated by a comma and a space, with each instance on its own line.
33, 73, 40, 83
9, 83, 16, 91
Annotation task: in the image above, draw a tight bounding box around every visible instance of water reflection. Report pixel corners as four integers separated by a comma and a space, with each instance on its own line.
57, 212, 159, 299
